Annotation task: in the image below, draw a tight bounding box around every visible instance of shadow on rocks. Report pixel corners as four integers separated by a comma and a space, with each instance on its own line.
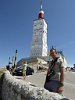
0, 73, 4, 100
61, 98, 70, 100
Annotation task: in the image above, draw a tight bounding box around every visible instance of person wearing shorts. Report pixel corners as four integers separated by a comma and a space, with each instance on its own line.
22, 61, 27, 79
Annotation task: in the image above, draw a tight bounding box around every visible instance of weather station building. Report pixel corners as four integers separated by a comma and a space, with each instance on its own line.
17, 0, 68, 69
17, 1, 49, 67
30, 3, 48, 57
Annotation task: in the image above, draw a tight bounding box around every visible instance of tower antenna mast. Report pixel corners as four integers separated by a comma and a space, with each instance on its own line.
40, 0, 43, 10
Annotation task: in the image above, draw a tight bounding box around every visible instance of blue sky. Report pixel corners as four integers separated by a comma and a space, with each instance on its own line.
0, 0, 75, 67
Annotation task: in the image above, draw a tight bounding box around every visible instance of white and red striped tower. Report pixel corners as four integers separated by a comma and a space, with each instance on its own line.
30, 0, 48, 57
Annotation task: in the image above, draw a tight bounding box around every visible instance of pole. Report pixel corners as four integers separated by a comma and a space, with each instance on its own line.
12, 56, 14, 67
40, 0, 42, 10
8, 57, 10, 65
14, 49, 18, 69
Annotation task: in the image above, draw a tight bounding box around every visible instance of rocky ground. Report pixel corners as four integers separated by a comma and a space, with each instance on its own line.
15, 71, 75, 100
0, 68, 6, 100
0, 68, 75, 100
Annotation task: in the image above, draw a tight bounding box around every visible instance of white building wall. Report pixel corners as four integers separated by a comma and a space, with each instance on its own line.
30, 19, 48, 57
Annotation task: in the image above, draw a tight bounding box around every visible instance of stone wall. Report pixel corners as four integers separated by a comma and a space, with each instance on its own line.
0, 69, 5, 100
2, 71, 70, 100
0, 74, 4, 100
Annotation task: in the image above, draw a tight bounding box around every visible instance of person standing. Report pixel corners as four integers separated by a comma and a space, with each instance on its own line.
22, 61, 27, 79
44, 47, 64, 94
